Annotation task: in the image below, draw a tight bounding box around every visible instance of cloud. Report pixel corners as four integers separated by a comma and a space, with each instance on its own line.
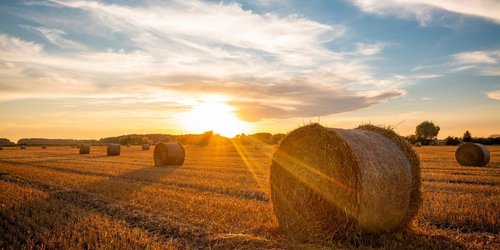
487, 90, 500, 101
355, 43, 386, 56
1, 0, 408, 122
454, 50, 498, 65
20, 25, 86, 50
252, 0, 286, 7
353, 0, 500, 25
153, 79, 405, 121
413, 49, 500, 76
452, 50, 500, 75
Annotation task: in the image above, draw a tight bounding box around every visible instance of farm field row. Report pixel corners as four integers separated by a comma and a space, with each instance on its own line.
1, 145, 499, 249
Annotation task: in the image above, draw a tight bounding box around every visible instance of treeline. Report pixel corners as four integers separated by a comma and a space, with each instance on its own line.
0, 138, 15, 146
2, 131, 287, 147
14, 138, 98, 146
234, 132, 286, 145
442, 136, 500, 146
405, 121, 500, 145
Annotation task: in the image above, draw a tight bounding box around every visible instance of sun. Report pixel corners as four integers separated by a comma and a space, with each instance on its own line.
177, 96, 251, 137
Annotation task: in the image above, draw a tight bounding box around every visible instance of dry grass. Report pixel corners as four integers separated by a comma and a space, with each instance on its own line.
0, 144, 499, 249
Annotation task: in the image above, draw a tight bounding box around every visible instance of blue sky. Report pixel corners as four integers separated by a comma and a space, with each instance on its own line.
0, 0, 499, 140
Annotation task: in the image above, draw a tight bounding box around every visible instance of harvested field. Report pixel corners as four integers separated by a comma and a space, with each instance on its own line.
0, 145, 499, 249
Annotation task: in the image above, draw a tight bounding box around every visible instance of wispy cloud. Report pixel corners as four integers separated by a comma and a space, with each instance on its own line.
353, 0, 500, 25
0, 0, 409, 122
355, 42, 386, 56
454, 50, 499, 65
412, 49, 500, 76
20, 24, 86, 50
452, 50, 500, 76
487, 90, 500, 101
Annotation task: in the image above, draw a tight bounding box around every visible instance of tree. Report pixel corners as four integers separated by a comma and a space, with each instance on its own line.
463, 130, 472, 142
0, 138, 14, 145
199, 131, 213, 146
415, 121, 440, 145
406, 134, 417, 144
445, 136, 460, 145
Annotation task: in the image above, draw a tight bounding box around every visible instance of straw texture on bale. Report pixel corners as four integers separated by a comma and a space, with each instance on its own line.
142, 144, 150, 150
270, 124, 421, 241
154, 142, 185, 166
79, 144, 90, 154
455, 143, 490, 166
107, 144, 121, 156
20, 145, 26, 149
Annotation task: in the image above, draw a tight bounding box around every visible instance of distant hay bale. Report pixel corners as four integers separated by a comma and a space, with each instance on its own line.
414, 142, 422, 147
270, 124, 421, 241
255, 143, 263, 150
455, 143, 490, 167
42, 145, 47, 149
142, 144, 150, 150
20, 145, 26, 149
0, 145, 3, 150
79, 144, 90, 154
154, 142, 185, 166
107, 143, 121, 156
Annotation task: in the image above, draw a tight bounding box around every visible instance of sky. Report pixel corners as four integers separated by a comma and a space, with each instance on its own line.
1, 0, 499, 140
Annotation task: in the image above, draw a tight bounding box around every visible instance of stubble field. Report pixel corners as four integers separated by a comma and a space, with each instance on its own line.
0, 144, 499, 249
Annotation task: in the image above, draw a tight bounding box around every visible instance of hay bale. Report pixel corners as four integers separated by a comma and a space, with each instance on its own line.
154, 142, 185, 166
270, 124, 421, 241
79, 144, 90, 154
255, 143, 263, 150
20, 145, 26, 149
0, 145, 3, 150
107, 143, 121, 156
142, 144, 150, 150
42, 145, 47, 149
414, 142, 422, 147
455, 143, 490, 166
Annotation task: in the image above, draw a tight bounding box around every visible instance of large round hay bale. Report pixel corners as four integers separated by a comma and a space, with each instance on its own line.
154, 142, 185, 166
20, 145, 26, 149
270, 124, 421, 241
455, 143, 490, 166
0, 145, 3, 150
79, 144, 90, 154
142, 144, 150, 150
107, 143, 121, 156
414, 142, 422, 147
42, 145, 47, 149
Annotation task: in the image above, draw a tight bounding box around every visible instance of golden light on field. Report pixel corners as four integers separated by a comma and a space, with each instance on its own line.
177, 96, 251, 137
